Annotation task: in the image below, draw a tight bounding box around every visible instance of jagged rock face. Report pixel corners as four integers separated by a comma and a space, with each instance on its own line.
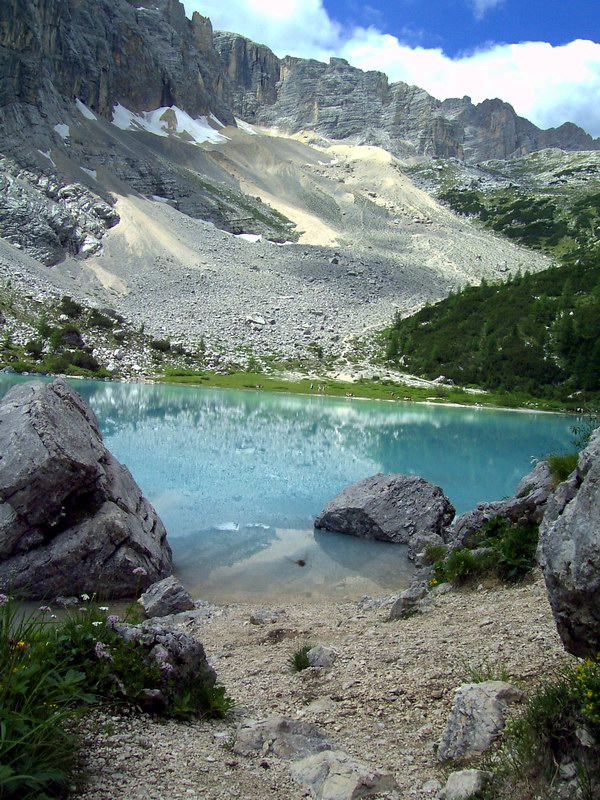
0, 156, 119, 265
0, 378, 172, 599
0, 0, 233, 134
214, 33, 600, 161
538, 428, 600, 658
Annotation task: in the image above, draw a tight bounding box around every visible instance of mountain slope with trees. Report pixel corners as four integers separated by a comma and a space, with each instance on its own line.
386, 152, 600, 405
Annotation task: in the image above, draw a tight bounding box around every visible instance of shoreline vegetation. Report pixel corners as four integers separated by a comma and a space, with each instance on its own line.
155, 369, 582, 414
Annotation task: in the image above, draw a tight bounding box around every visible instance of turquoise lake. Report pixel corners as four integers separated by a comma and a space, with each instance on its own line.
0, 376, 574, 601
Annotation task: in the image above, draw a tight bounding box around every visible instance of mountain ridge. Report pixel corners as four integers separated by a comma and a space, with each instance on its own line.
1, 0, 598, 163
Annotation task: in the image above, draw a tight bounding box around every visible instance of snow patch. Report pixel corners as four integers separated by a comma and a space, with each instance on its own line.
235, 118, 257, 136
76, 99, 97, 120
152, 195, 170, 203
54, 124, 70, 140
236, 233, 262, 243
111, 103, 229, 145
80, 167, 97, 180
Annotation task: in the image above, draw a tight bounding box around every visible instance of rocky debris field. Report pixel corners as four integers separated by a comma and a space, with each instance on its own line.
0, 131, 554, 369
73, 574, 568, 800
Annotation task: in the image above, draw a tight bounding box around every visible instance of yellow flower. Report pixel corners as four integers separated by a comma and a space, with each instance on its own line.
587, 691, 594, 699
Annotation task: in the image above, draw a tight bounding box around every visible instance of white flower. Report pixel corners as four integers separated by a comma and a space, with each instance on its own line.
98, 606, 109, 612
91, 621, 102, 627
81, 593, 90, 601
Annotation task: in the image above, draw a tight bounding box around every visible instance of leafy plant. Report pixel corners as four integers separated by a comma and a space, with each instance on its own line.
429, 518, 539, 587
0, 594, 92, 800
288, 644, 312, 672
462, 658, 513, 684
547, 452, 579, 484
58, 296, 83, 318
486, 658, 600, 800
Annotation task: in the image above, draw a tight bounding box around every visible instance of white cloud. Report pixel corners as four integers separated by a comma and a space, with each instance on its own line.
184, 0, 600, 138
469, 0, 504, 21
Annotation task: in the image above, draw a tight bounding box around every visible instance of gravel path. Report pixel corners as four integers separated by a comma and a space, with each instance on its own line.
73, 573, 569, 799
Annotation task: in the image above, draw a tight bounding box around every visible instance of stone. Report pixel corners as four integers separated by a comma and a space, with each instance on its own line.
538, 428, 600, 657
233, 716, 333, 760
438, 681, 526, 762
0, 378, 172, 599
113, 621, 216, 711
407, 531, 446, 563
388, 581, 429, 620
307, 645, 337, 669
451, 461, 553, 549
440, 769, 491, 800
314, 473, 455, 544
290, 749, 397, 800
140, 575, 194, 618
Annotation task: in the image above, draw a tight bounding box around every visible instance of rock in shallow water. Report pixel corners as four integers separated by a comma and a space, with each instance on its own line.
314, 473, 455, 544
0, 378, 172, 598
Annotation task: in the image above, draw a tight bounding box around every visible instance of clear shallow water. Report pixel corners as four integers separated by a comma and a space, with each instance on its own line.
0, 376, 574, 601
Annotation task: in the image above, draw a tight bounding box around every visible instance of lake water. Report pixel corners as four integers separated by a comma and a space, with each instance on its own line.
0, 376, 574, 601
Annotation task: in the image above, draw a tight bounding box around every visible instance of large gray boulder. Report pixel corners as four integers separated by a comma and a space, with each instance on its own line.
538, 428, 600, 657
438, 681, 526, 762
0, 378, 172, 599
314, 473, 455, 544
450, 460, 554, 548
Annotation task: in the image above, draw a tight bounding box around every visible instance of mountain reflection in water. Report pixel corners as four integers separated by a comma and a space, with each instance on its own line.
0, 377, 573, 601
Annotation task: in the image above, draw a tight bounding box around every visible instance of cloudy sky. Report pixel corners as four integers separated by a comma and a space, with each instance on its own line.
183, 0, 600, 137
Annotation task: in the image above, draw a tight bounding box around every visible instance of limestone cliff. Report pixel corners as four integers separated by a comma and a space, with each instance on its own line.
0, 0, 233, 137
214, 32, 600, 161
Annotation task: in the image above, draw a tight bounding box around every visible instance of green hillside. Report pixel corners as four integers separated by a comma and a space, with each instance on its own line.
386, 152, 600, 405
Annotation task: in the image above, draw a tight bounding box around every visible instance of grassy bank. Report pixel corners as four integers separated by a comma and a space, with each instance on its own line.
156, 369, 578, 412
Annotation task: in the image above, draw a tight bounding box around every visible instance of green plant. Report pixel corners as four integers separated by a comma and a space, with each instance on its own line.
487, 659, 600, 800
49, 596, 232, 720
288, 644, 312, 672
150, 339, 171, 352
422, 543, 447, 566
58, 296, 83, 318
547, 452, 579, 483
0, 594, 92, 800
24, 339, 43, 358
88, 309, 114, 329
571, 412, 600, 450
462, 658, 513, 684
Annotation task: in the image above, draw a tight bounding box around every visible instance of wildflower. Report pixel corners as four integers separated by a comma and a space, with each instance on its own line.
99, 606, 109, 612
81, 593, 90, 601
15, 640, 28, 651
91, 621, 102, 627
160, 662, 174, 675
0, 593, 9, 605
132, 567, 148, 576
79, 607, 87, 613
94, 641, 113, 661
38, 605, 52, 613
588, 690, 594, 699
106, 615, 120, 629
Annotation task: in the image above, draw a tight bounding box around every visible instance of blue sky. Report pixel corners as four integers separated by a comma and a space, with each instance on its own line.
185, 0, 600, 136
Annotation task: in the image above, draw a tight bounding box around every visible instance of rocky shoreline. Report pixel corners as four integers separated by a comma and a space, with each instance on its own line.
72, 575, 568, 800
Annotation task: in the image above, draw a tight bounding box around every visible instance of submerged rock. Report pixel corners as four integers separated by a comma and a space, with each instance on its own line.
538, 428, 600, 657
314, 473, 455, 544
0, 378, 172, 598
